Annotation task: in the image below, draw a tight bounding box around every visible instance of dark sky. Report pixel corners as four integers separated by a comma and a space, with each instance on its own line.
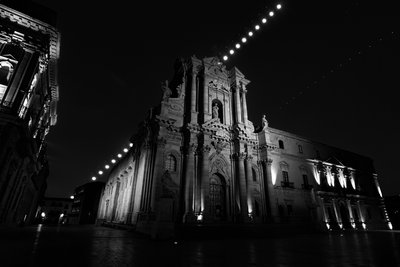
32, 0, 399, 197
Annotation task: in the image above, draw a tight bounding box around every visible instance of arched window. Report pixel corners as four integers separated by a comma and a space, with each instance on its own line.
279, 140, 284, 149
165, 154, 177, 172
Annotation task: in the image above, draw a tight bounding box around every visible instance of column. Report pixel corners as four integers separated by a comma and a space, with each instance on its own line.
245, 156, 253, 216
346, 199, 355, 228
190, 72, 198, 123
234, 86, 242, 124
203, 75, 209, 118
184, 143, 196, 222
242, 89, 248, 123
200, 145, 211, 220
332, 199, 342, 228
237, 153, 248, 221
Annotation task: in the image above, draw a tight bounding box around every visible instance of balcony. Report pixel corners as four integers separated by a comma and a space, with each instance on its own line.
281, 181, 294, 189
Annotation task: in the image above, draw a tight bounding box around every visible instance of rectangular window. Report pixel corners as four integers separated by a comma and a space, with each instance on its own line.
298, 145, 303, 154
282, 171, 289, 183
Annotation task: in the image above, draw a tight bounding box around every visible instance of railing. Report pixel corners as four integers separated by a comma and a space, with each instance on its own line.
281, 181, 294, 188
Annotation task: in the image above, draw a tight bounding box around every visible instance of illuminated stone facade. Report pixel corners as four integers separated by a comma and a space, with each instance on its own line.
97, 56, 390, 238
0, 1, 60, 225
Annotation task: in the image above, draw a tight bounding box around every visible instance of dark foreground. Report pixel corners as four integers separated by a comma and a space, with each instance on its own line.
1, 225, 399, 267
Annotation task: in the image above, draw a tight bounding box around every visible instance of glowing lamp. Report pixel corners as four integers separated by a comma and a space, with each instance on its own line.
235, 43, 241, 49
98, 170, 103, 175
326, 222, 330, 230
388, 222, 393, 230
92, 176, 97, 181
123, 148, 128, 153
111, 159, 116, 164
105, 165, 110, 169
60, 213, 64, 218
70, 196, 74, 200
129, 143, 133, 147
223, 55, 228, 61
117, 154, 122, 158
277, 4, 282, 9
248, 31, 253, 37
269, 11, 274, 17
197, 214, 203, 222
241, 37, 247, 43
362, 222, 367, 230
255, 25, 260, 30
262, 18, 267, 23
41, 212, 46, 218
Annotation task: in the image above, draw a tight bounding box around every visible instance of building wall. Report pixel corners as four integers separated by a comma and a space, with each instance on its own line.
97, 56, 391, 237
0, 3, 59, 225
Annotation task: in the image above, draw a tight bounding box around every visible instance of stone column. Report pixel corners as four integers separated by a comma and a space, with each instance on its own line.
234, 86, 242, 124
332, 199, 341, 227
346, 199, 355, 227
200, 145, 211, 220
184, 143, 197, 222
203, 75, 209, 119
242, 89, 248, 123
237, 153, 248, 221
190, 72, 198, 123
245, 156, 253, 216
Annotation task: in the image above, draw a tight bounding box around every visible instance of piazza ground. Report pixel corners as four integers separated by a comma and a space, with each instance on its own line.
0, 225, 399, 266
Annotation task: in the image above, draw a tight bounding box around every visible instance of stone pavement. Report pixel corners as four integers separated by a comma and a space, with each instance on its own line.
0, 224, 399, 266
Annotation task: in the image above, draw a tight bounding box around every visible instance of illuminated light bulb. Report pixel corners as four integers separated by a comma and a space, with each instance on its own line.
241, 37, 247, 43
60, 213, 64, 218
117, 154, 122, 158
123, 148, 128, 153
277, 4, 282, 9
70, 196, 74, 200
362, 222, 366, 230
111, 159, 116, 164
92, 176, 97, 181
105, 165, 110, 169
223, 55, 228, 61
269, 11, 274, 17
262, 18, 267, 23
235, 43, 241, 49
248, 31, 253, 37
388, 222, 393, 230
98, 170, 103, 175
255, 25, 260, 30
229, 49, 234, 55
41, 212, 46, 218
129, 143, 133, 147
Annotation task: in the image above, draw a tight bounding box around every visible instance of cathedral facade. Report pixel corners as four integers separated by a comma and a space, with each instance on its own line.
97, 56, 391, 238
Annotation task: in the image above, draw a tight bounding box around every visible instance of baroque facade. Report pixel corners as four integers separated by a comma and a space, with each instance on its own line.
0, 1, 59, 225
97, 56, 391, 238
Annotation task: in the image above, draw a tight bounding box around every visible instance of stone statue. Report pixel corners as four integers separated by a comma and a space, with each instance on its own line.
262, 114, 268, 129
161, 80, 172, 101
212, 103, 219, 119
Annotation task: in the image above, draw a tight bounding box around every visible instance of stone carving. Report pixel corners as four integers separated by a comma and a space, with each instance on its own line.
212, 103, 219, 119
211, 141, 228, 154
262, 114, 268, 129
161, 80, 172, 101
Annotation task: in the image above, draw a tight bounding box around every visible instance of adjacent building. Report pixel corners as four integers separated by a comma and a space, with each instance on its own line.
97, 56, 391, 238
69, 181, 105, 224
0, 0, 60, 225
36, 197, 72, 224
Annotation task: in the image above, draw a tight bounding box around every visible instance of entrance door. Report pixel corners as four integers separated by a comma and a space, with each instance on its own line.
209, 174, 226, 221
340, 203, 351, 229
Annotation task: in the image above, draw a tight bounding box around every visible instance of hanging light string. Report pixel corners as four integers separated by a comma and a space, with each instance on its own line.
276, 30, 398, 111
89, 142, 133, 182
221, 3, 283, 62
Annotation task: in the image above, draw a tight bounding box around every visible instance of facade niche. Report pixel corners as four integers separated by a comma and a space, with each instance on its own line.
211, 99, 223, 123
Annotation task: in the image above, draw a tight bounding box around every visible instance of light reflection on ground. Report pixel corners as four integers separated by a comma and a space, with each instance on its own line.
0, 225, 399, 266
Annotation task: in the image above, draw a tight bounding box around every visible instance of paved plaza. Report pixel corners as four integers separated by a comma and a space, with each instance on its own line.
1, 225, 399, 266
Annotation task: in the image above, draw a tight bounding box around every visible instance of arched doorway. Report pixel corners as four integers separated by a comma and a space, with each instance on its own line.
209, 173, 226, 221
339, 202, 351, 229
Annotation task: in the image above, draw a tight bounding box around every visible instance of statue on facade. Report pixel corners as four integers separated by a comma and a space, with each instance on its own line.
212, 103, 219, 119
161, 80, 172, 101
262, 114, 268, 129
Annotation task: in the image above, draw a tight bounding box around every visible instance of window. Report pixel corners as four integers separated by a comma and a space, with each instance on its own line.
165, 154, 177, 172
252, 168, 257, 182
279, 140, 284, 149
298, 145, 303, 154
282, 171, 289, 183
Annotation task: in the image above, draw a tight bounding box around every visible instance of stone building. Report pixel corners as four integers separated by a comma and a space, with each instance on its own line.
0, 1, 60, 225
97, 56, 391, 238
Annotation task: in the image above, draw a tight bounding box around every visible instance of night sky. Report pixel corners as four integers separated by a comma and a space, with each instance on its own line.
32, 0, 399, 198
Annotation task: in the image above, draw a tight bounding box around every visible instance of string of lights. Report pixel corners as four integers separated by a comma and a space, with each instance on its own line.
221, 3, 283, 62
276, 30, 398, 111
